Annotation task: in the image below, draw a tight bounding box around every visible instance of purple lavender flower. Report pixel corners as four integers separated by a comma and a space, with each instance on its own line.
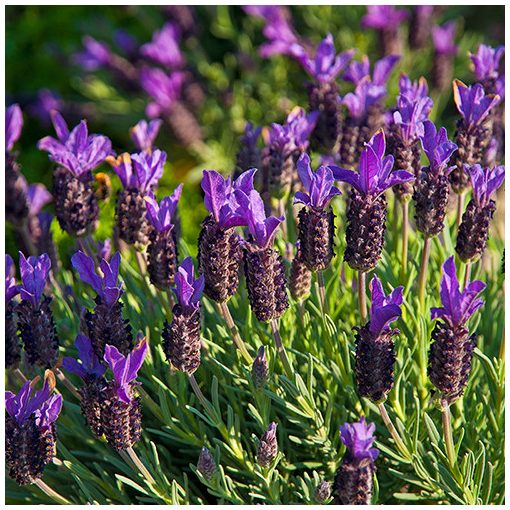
393, 95, 433, 145
332, 130, 414, 198
145, 184, 183, 232
114, 30, 139, 57
420, 121, 457, 176
28, 90, 62, 126
6, 375, 62, 484
468, 164, 505, 209
25, 183, 53, 217
6, 104, 23, 153
6, 254, 19, 302
38, 111, 112, 178
140, 67, 186, 118
343, 55, 400, 87
361, 5, 409, 30
398, 74, 430, 102
63, 334, 107, 380
71, 251, 123, 307
298, 34, 355, 83
104, 339, 148, 404
368, 276, 403, 337
18, 252, 51, 308
285, 107, 320, 154
409, 6, 437, 50
335, 417, 378, 504
74, 36, 112, 71
431, 21, 457, 56
236, 122, 262, 176
470, 44, 505, 83
172, 257, 204, 312
140, 23, 184, 69
97, 239, 112, 261
130, 119, 163, 153
294, 154, 341, 209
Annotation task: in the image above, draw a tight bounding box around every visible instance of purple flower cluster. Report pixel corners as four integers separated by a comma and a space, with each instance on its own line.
130, 119, 163, 153
420, 120, 457, 176
467, 164, 505, 209
145, 184, 183, 233
340, 417, 379, 462
18, 252, 51, 308
172, 257, 204, 313
6, 103, 23, 153
368, 275, 403, 337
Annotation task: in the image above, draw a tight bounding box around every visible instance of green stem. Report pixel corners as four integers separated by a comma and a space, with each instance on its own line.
456, 192, 465, 229
218, 302, 253, 365
358, 271, 367, 324
378, 402, 410, 460
188, 374, 216, 417
463, 262, 471, 289
126, 446, 157, 486
35, 479, 71, 505
135, 250, 147, 276
55, 368, 81, 400
441, 399, 457, 469
270, 319, 293, 378
400, 200, 409, 282
317, 270, 328, 315
418, 237, 432, 310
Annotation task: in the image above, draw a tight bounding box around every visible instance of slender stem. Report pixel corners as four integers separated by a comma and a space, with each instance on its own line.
378, 402, 409, 459
400, 201, 409, 282
358, 271, 367, 324
441, 399, 457, 469
135, 250, 147, 276
166, 289, 175, 310
78, 238, 98, 267
456, 193, 465, 229
418, 237, 432, 310
218, 302, 253, 364
278, 199, 288, 241
188, 374, 215, 416
463, 262, 472, 289
55, 368, 82, 400
35, 479, 71, 505
317, 271, 328, 315
14, 368, 28, 384
499, 326, 505, 362
270, 319, 293, 378
126, 446, 157, 485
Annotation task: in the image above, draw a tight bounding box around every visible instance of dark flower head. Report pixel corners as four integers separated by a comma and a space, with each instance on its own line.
71, 251, 123, 306
285, 107, 320, 153
104, 339, 148, 404
467, 164, 505, 209
431, 256, 485, 329
294, 153, 341, 209
234, 189, 284, 249
130, 119, 163, 153
331, 130, 414, 198
393, 95, 433, 144
6, 103, 23, 153
145, 184, 183, 232
140, 22, 184, 69
241, 122, 262, 148
5, 373, 62, 430
18, 252, 51, 307
470, 44, 505, 82
97, 239, 112, 262
399, 74, 430, 103
361, 5, 409, 30
173, 257, 204, 311
201, 168, 256, 229
368, 275, 403, 336
74, 36, 112, 71
38, 111, 112, 178
6, 254, 19, 302
62, 334, 107, 380
343, 54, 400, 87
297, 33, 355, 83
432, 21, 457, 56
420, 120, 457, 176
140, 67, 186, 118
453, 80, 501, 129
340, 417, 379, 462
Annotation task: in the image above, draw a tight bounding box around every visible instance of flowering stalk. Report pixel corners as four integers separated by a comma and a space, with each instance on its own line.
235, 122, 262, 178
361, 5, 408, 56
431, 22, 458, 90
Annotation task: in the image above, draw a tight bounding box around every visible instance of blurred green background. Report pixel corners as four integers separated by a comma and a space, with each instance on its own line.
5, 5, 505, 261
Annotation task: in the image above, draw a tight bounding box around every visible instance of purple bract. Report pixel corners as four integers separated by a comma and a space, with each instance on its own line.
453, 80, 501, 129
431, 256, 485, 329
145, 184, 183, 232
18, 252, 51, 308
173, 257, 204, 312
361, 5, 409, 30
393, 95, 433, 144
71, 251, 123, 306
340, 417, 379, 462
431, 21, 457, 56
470, 44, 505, 82
97, 239, 112, 262
285, 107, 320, 153
399, 74, 430, 102
466, 164, 505, 209
241, 122, 262, 148
74, 36, 112, 71
104, 339, 148, 404
130, 119, 163, 153
140, 23, 184, 69
368, 275, 403, 336
420, 120, 457, 176
294, 153, 341, 209
6, 254, 19, 302
343, 55, 400, 87
62, 334, 107, 380
331, 130, 414, 198
140, 67, 186, 118
6, 103, 23, 153
26, 182, 53, 217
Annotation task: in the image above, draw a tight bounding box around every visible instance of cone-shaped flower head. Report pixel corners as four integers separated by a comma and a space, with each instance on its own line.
453, 80, 501, 130
5, 374, 62, 430
104, 339, 148, 404
467, 164, 505, 209
140, 22, 184, 69
431, 256, 485, 329
361, 5, 409, 30
197, 446, 217, 481
62, 334, 107, 380
71, 251, 123, 306
393, 95, 433, 145
257, 422, 278, 467
18, 252, 51, 308
294, 153, 341, 208
6, 254, 19, 302
399, 74, 430, 102
470, 44, 505, 91
420, 120, 458, 176
172, 257, 204, 312
368, 276, 403, 336
432, 21, 458, 56
331, 130, 414, 198
38, 111, 112, 178
297, 33, 355, 83
340, 417, 379, 463
235, 189, 284, 249
201, 168, 256, 229
145, 184, 183, 232
140, 67, 186, 118
130, 119, 163, 153
6, 103, 23, 153
252, 346, 270, 389
74, 36, 112, 71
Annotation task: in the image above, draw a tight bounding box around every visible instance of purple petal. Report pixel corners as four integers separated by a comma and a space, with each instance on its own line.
201, 170, 228, 223
233, 168, 257, 195
124, 339, 148, 384
330, 166, 362, 193
297, 153, 313, 192
294, 191, 311, 206
62, 357, 87, 379
373, 55, 400, 86
50, 110, 70, 142
26, 184, 52, 216
71, 251, 102, 295
6, 104, 23, 152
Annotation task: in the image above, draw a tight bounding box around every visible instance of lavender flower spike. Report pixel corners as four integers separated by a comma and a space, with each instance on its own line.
130, 119, 163, 153
429, 256, 485, 402
334, 417, 378, 504
6, 374, 62, 485
6, 104, 23, 153
18, 252, 51, 308
140, 67, 186, 118
432, 21, 458, 56
361, 5, 409, 30
399, 74, 430, 102
468, 164, 505, 209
